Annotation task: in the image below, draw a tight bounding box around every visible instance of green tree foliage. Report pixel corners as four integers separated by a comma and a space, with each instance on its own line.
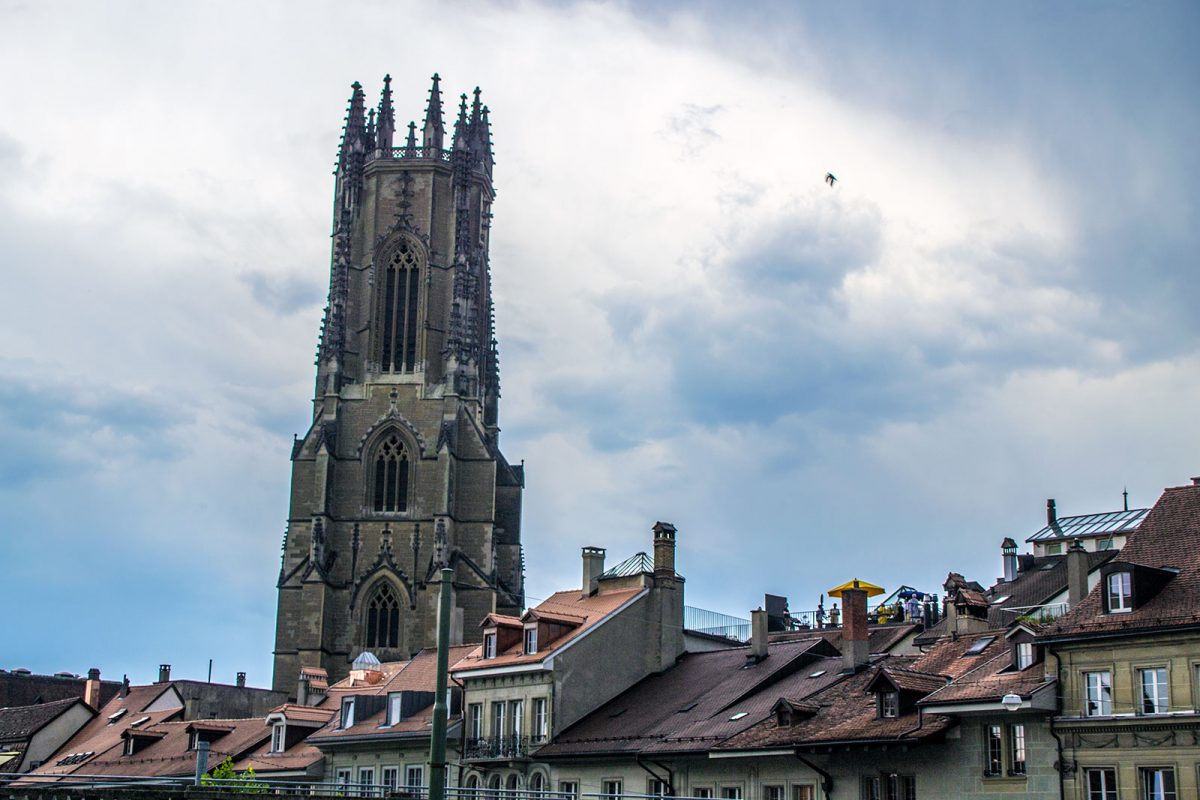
201, 756, 267, 793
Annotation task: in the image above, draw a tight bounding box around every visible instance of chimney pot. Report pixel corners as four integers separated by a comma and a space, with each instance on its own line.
652, 521, 677, 578
236, 672, 246, 688
1047, 498, 1057, 526
158, 664, 171, 683
1191, 477, 1200, 486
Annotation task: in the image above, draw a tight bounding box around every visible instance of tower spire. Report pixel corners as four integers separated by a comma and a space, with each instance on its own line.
453, 93, 469, 151
405, 121, 417, 156
422, 73, 445, 152
377, 74, 395, 151
337, 81, 368, 169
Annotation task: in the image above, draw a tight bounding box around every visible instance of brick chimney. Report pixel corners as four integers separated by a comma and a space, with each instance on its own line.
83, 668, 102, 710
158, 664, 171, 683
581, 546, 606, 596
1067, 540, 1089, 607
749, 608, 769, 662
840, 587, 869, 673
652, 521, 677, 577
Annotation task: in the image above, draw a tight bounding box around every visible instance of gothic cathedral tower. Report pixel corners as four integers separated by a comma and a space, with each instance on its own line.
272, 75, 525, 693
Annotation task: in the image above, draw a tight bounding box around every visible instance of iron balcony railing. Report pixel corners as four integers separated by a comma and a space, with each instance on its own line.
365, 146, 455, 163
463, 734, 547, 760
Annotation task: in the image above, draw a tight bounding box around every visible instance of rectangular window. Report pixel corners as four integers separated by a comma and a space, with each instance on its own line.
1085, 671, 1113, 716
1009, 724, 1026, 775
1085, 768, 1117, 800
271, 724, 285, 753
602, 780, 623, 800
1139, 667, 1169, 714
491, 702, 506, 739
382, 767, 399, 791
648, 779, 671, 797
510, 699, 524, 737
406, 765, 424, 790
719, 787, 742, 800
341, 697, 356, 728
792, 788, 814, 800
692, 789, 713, 799
484, 632, 497, 658
984, 724, 1003, 776
764, 787, 784, 800
358, 767, 374, 797
388, 692, 402, 726
862, 776, 881, 800
1108, 572, 1132, 612
524, 627, 538, 655
1139, 767, 1176, 800
899, 778, 916, 800
558, 782, 579, 800
336, 769, 352, 789
1016, 642, 1034, 670
533, 698, 548, 741
469, 703, 483, 739
1046, 542, 1063, 555
879, 691, 899, 718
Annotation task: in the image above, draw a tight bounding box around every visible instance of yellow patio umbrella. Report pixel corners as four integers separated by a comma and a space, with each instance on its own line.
827, 578, 885, 598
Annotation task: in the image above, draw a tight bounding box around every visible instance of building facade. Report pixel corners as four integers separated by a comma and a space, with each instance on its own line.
273, 74, 526, 693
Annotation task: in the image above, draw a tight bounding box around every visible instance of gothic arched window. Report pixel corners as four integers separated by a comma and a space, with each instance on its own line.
365, 582, 401, 649
372, 433, 409, 512
377, 237, 422, 373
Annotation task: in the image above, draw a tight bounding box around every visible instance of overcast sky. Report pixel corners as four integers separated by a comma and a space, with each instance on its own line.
1, 0, 1197, 687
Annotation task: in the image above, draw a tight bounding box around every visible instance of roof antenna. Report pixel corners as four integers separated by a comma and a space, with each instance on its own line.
1122, 486, 1129, 512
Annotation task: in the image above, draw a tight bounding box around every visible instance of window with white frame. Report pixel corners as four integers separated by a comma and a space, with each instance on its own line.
602, 779, 623, 800
1107, 572, 1132, 612
764, 786, 784, 800
510, 699, 524, 737
1084, 671, 1112, 716
528, 772, 546, 799
1084, 768, 1117, 800
879, 690, 899, 719
792, 787, 814, 800
1140, 767, 1176, 800
341, 697, 356, 728
336, 769, 352, 788
533, 697, 548, 741
557, 781, 579, 800
358, 767, 375, 795
483, 632, 497, 659
388, 692, 402, 726
1139, 667, 1169, 714
468, 703, 483, 739
1016, 642, 1035, 670
719, 787, 742, 800
1009, 724, 1026, 775
406, 765, 424, 791
524, 626, 538, 655
271, 723, 285, 753
862, 775, 914, 800
382, 767, 399, 791
491, 702, 506, 739
691, 788, 713, 799
648, 779, 671, 797
984, 725, 1003, 776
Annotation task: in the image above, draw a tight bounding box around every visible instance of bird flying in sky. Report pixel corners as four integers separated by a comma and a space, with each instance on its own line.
825, 172, 837, 187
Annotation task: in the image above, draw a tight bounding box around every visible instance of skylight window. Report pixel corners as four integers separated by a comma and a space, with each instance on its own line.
677, 702, 698, 713
963, 636, 996, 656
729, 711, 748, 720
809, 670, 826, 678
608, 708, 627, 718
107, 709, 127, 724
1039, 562, 1056, 571
130, 716, 150, 727
991, 596, 1010, 605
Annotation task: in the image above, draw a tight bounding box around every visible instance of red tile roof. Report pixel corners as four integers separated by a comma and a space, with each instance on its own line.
1044, 484, 1200, 638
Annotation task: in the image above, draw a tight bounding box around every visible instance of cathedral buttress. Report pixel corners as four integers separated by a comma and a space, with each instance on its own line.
273, 74, 525, 695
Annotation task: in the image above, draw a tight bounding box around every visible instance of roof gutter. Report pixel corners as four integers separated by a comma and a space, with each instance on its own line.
1038, 621, 1200, 645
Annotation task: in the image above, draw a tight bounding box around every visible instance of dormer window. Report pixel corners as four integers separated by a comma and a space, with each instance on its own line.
271, 723, 285, 753
524, 627, 538, 655
879, 691, 899, 719
341, 697, 356, 728
123, 738, 135, 757
1015, 642, 1035, 670
484, 632, 497, 659
1107, 572, 1132, 613
189, 730, 200, 751
388, 692, 402, 726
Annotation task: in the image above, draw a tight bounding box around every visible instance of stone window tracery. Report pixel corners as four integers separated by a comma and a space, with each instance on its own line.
366, 582, 401, 648
372, 433, 410, 512
377, 237, 422, 373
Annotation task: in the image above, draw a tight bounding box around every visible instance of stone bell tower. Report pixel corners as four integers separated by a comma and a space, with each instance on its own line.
272, 74, 525, 694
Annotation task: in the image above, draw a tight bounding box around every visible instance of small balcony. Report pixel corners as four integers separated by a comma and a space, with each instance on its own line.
463, 735, 546, 761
